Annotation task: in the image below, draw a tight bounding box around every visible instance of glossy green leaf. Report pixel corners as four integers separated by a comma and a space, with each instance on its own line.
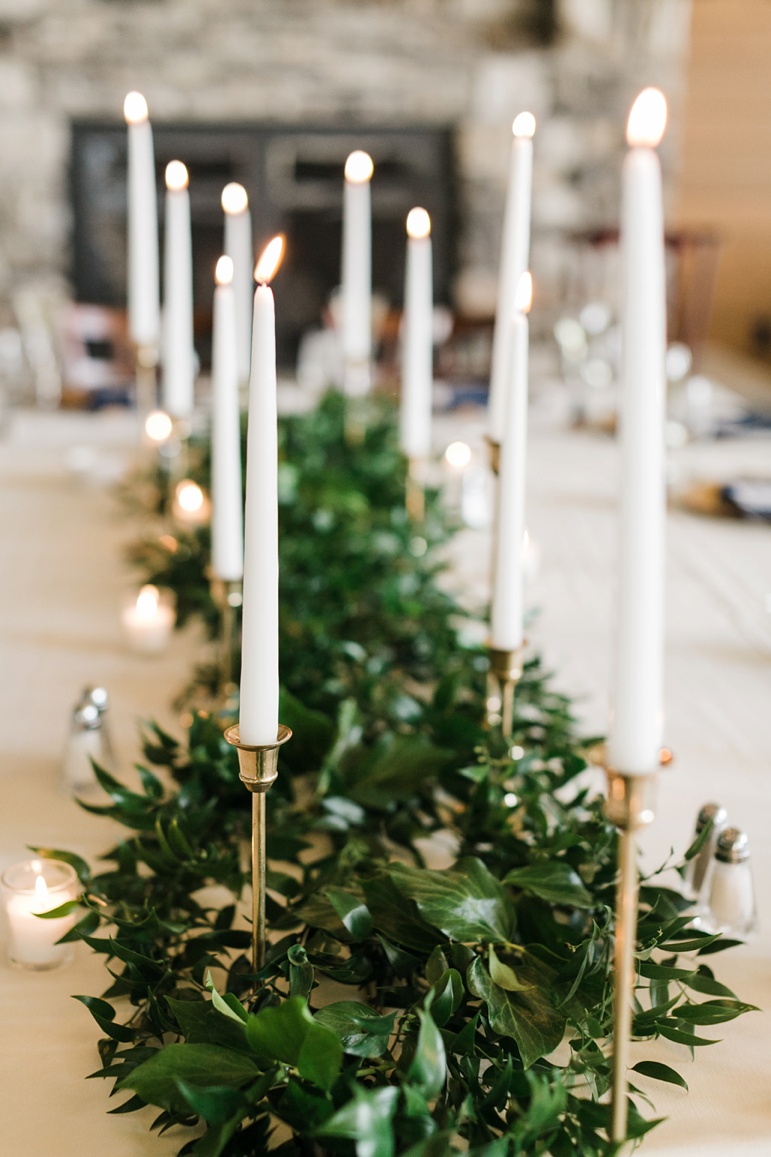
503, 862, 594, 909
467, 956, 565, 1069
389, 858, 516, 943
119, 1044, 262, 1113
632, 1061, 688, 1091
407, 1009, 446, 1098
245, 996, 343, 1090
314, 1001, 396, 1058
315, 1085, 399, 1157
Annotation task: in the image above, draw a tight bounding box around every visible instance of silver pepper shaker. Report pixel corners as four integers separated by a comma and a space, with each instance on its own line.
684, 802, 728, 900
706, 827, 757, 939
82, 685, 115, 768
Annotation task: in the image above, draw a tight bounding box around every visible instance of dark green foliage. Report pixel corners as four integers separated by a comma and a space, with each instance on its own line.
53, 392, 753, 1156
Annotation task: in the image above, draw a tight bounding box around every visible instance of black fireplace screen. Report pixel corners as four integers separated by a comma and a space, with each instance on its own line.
70, 120, 457, 368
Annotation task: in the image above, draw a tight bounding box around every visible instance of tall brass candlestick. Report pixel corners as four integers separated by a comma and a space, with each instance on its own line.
486, 644, 524, 737
224, 723, 292, 973
406, 458, 425, 523
211, 579, 242, 707
604, 766, 660, 1142
134, 344, 159, 419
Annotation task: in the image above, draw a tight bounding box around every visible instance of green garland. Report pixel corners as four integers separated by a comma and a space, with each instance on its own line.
38, 393, 754, 1157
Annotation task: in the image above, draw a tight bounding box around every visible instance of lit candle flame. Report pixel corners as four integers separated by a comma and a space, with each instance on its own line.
123, 91, 148, 125
221, 182, 248, 215
215, 255, 234, 286
512, 111, 536, 139
627, 88, 668, 148
406, 207, 431, 240
344, 150, 374, 184
144, 410, 173, 444
176, 480, 204, 513
515, 271, 533, 315
34, 874, 48, 909
136, 584, 160, 617
165, 160, 189, 191
254, 235, 285, 285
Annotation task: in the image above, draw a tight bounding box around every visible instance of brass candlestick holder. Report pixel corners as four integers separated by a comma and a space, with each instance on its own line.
486, 643, 525, 737
485, 434, 501, 477
134, 343, 159, 419
603, 757, 668, 1142
406, 457, 426, 523
224, 723, 292, 974
210, 578, 242, 709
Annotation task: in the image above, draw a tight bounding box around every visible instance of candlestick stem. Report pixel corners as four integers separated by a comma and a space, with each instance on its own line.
211, 579, 242, 706
224, 724, 292, 977
134, 344, 158, 419
486, 644, 524, 736
603, 768, 659, 1143
406, 458, 425, 522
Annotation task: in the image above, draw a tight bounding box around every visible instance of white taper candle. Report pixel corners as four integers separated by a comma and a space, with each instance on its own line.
609, 88, 668, 774
238, 236, 284, 746
162, 160, 195, 419
222, 183, 254, 384
490, 272, 532, 651
341, 150, 374, 393
400, 208, 433, 460
211, 256, 244, 583
487, 113, 535, 443
124, 92, 160, 348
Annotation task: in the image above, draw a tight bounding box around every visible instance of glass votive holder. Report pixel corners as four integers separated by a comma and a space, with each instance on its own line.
1, 859, 79, 970
121, 584, 176, 655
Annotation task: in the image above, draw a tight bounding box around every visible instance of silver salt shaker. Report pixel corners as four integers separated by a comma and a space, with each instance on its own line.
706, 827, 757, 939
62, 703, 105, 792
684, 802, 728, 900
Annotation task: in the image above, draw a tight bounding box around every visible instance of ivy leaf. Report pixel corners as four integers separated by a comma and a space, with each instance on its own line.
503, 862, 594, 909
118, 1044, 262, 1113
347, 735, 453, 808
467, 956, 566, 1069
166, 997, 250, 1052
632, 1061, 688, 1091
314, 1001, 396, 1058
488, 945, 528, 992
407, 1009, 446, 1099
324, 888, 373, 941
315, 1085, 399, 1157
175, 1080, 249, 1125
245, 996, 343, 1090
389, 858, 516, 943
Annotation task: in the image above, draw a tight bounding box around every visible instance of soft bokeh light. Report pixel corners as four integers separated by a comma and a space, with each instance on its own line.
176, 480, 204, 513
445, 440, 472, 469
215, 255, 234, 286
221, 182, 248, 214
344, 150, 374, 183
627, 88, 668, 148
136, 584, 160, 617
406, 207, 431, 239
512, 111, 536, 138
144, 410, 173, 444
165, 160, 189, 191
515, 271, 533, 314
123, 91, 148, 125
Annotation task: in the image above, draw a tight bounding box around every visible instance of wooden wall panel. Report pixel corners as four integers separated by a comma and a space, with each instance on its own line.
676, 0, 771, 355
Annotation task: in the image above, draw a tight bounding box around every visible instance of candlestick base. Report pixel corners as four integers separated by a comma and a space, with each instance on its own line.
134, 344, 159, 419
224, 724, 292, 975
210, 578, 243, 708
406, 458, 426, 522
486, 643, 525, 737
603, 761, 667, 1143
485, 435, 500, 476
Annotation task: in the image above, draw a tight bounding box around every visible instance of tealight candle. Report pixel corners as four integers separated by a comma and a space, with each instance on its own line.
121, 584, 176, 654
2, 859, 78, 970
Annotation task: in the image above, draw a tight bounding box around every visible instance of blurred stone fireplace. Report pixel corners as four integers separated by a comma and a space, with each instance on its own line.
70, 121, 456, 368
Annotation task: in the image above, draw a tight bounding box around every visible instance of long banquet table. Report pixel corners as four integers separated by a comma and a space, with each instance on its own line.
0, 379, 769, 1156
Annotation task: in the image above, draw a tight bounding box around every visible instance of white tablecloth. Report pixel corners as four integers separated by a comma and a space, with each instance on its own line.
0, 393, 769, 1155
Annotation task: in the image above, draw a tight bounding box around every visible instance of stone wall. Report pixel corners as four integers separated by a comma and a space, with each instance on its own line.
0, 0, 691, 328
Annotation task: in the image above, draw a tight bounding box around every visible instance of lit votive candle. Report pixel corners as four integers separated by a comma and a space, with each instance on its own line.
121, 584, 176, 654
2, 859, 79, 970
172, 479, 210, 527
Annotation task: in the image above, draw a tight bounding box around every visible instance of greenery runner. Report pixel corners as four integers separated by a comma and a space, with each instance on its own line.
37, 394, 754, 1157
